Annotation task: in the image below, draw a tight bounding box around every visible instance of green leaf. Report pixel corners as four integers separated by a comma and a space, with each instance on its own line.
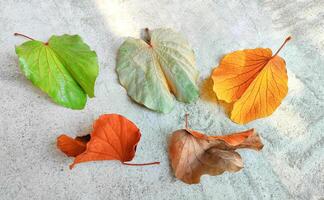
116, 28, 199, 113
15, 34, 99, 109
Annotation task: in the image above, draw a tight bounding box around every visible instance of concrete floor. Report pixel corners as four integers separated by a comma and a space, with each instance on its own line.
0, 0, 323, 199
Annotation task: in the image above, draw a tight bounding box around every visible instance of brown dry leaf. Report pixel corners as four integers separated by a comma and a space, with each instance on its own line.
168, 114, 263, 184
211, 37, 291, 124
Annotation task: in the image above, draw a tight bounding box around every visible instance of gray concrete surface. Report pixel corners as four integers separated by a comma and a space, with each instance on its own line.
0, 0, 323, 199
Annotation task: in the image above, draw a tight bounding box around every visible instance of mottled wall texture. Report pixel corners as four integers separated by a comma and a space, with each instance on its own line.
0, 0, 323, 200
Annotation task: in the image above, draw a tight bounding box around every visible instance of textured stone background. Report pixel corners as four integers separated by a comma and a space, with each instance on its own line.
0, 0, 323, 199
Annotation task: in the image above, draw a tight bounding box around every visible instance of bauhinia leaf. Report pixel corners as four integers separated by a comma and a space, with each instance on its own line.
168, 114, 263, 184
57, 114, 160, 169
116, 28, 199, 113
211, 37, 291, 124
15, 33, 99, 109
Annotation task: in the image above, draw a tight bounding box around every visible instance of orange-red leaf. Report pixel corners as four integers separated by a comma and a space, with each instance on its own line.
211, 37, 291, 124
168, 115, 263, 184
69, 114, 141, 169
56, 114, 160, 169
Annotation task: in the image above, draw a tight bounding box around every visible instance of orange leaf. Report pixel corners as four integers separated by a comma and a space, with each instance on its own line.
168, 114, 263, 184
212, 37, 291, 124
57, 114, 160, 169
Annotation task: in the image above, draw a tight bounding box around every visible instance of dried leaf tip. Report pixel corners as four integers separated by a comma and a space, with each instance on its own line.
273, 36, 292, 57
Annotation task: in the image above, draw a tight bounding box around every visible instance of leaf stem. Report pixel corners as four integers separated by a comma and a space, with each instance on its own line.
185, 113, 189, 129
144, 28, 152, 47
272, 36, 292, 57
122, 161, 160, 166
14, 32, 36, 41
